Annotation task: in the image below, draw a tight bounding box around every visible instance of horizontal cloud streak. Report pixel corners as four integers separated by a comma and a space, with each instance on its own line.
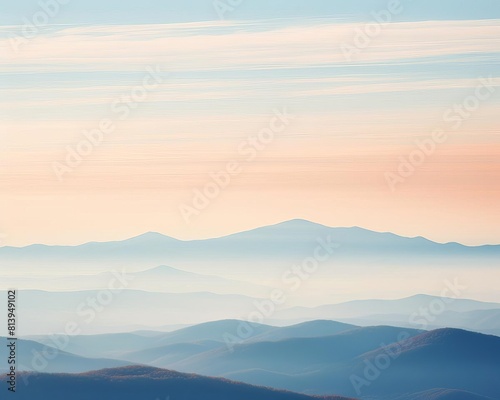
2, 77, 500, 112
1, 19, 500, 72
1, 13, 499, 248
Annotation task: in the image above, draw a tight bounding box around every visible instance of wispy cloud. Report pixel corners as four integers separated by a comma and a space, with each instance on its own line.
1, 16, 499, 247
1, 19, 500, 72
2, 76, 500, 110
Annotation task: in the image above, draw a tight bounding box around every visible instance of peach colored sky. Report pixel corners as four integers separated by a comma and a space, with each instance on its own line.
0, 18, 499, 246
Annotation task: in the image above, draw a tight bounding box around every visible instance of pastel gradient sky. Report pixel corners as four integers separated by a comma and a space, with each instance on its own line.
0, 0, 499, 246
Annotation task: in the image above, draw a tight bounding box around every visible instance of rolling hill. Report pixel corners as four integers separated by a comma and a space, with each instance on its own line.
144, 327, 500, 399
349, 329, 500, 398
274, 294, 500, 321
272, 295, 500, 335
7, 366, 355, 400
335, 308, 500, 337
247, 320, 357, 342
4, 322, 499, 399
0, 337, 130, 374
170, 325, 424, 376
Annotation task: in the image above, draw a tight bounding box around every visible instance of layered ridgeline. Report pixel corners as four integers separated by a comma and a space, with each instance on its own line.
2, 290, 499, 336
273, 294, 500, 336
4, 321, 500, 399
1, 366, 355, 400
1, 220, 497, 275
0, 220, 498, 329
1, 221, 498, 398
0, 265, 269, 297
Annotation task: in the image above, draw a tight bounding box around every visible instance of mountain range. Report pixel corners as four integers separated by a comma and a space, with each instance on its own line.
1, 220, 498, 398
8, 291, 500, 336
5, 366, 355, 400
272, 294, 500, 335
10, 321, 500, 399
2, 220, 498, 263
1, 220, 498, 305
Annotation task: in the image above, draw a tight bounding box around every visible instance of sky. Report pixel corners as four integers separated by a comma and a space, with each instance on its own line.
0, 0, 499, 247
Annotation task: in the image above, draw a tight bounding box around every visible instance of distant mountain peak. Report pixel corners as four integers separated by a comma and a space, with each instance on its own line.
138, 265, 189, 275
126, 231, 177, 242
269, 218, 336, 230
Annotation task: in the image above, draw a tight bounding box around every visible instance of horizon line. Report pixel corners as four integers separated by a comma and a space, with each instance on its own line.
1, 218, 498, 249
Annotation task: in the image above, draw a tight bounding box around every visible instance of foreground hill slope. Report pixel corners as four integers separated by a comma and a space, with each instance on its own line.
345, 329, 500, 399
9, 366, 355, 400
393, 388, 497, 400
